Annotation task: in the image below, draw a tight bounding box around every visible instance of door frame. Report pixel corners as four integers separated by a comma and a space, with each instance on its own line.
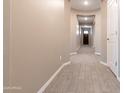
107, 0, 120, 80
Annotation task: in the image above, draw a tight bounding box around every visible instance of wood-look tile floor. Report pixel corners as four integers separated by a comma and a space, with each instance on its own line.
44, 47, 120, 93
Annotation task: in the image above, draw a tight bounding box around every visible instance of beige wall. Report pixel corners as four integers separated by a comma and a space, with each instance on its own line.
3, 0, 10, 92
101, 2, 107, 63
94, 11, 102, 53
4, 0, 71, 93
70, 10, 80, 52
64, 0, 71, 62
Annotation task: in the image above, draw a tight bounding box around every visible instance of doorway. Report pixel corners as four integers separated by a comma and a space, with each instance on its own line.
83, 30, 89, 45
80, 27, 93, 47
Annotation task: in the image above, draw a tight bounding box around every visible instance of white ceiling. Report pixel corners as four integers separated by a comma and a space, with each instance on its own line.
71, 0, 101, 11
78, 16, 95, 25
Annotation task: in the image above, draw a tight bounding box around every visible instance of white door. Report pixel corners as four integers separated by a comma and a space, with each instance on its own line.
107, 0, 119, 77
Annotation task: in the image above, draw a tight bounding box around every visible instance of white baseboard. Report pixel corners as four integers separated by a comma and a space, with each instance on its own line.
37, 61, 71, 93
95, 52, 101, 56
100, 61, 120, 82
70, 52, 77, 56
100, 61, 108, 66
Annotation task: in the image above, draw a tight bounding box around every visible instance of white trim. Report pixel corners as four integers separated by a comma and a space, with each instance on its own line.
100, 61, 108, 66
37, 61, 71, 93
100, 61, 120, 82
70, 52, 77, 56
70, 47, 80, 56
95, 52, 101, 56
81, 25, 92, 28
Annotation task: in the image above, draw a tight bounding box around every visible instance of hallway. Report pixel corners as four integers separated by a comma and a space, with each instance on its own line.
3, 0, 120, 93
44, 47, 119, 93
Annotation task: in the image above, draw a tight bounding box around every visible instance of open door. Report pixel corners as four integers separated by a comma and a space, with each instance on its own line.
107, 0, 119, 77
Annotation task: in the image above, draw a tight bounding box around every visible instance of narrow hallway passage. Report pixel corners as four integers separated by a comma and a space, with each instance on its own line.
44, 47, 119, 93
3, 0, 120, 93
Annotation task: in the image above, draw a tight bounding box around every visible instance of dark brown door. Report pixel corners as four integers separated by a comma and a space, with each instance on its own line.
83, 34, 89, 45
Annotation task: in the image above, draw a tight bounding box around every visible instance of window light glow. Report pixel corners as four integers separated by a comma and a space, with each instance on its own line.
84, 31, 89, 34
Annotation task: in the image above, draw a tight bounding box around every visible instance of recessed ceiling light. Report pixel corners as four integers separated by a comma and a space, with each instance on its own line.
84, 31, 89, 34
84, 17, 88, 21
84, 1, 88, 5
